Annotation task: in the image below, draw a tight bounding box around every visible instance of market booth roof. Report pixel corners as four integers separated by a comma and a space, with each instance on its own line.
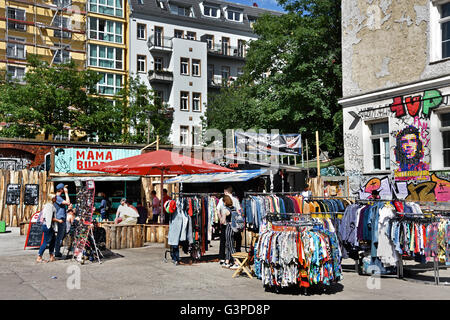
84, 149, 234, 175
51, 176, 141, 182
163, 169, 269, 184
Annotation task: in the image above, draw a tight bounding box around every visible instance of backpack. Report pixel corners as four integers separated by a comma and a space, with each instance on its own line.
229, 206, 245, 233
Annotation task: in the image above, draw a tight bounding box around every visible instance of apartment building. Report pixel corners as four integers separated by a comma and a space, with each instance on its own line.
0, 0, 87, 81
128, 0, 279, 146
339, 0, 450, 201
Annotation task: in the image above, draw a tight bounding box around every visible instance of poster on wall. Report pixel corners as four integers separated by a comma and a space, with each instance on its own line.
54, 148, 141, 174
6, 184, 21, 205
24, 184, 39, 205
235, 132, 301, 155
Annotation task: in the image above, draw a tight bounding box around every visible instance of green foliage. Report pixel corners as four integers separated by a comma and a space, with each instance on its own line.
114, 76, 173, 144
205, 0, 343, 157
0, 57, 173, 144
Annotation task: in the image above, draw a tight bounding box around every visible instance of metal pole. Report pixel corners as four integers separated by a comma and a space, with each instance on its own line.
316, 131, 320, 177
306, 139, 309, 178
147, 117, 151, 144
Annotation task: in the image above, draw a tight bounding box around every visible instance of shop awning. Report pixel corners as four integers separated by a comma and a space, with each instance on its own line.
51, 176, 141, 182
163, 169, 268, 184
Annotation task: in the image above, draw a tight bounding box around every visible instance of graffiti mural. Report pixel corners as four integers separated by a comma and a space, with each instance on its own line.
393, 125, 430, 181
355, 174, 450, 202
389, 89, 445, 118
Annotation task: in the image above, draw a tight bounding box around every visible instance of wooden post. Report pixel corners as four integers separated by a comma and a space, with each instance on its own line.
116, 226, 121, 249
316, 131, 320, 177
306, 139, 309, 178
156, 135, 159, 150
121, 226, 127, 248
127, 226, 133, 248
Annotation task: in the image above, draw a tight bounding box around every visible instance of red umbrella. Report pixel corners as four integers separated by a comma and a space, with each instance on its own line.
85, 149, 233, 222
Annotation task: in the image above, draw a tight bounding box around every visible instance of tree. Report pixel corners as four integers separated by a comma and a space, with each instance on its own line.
114, 75, 173, 144
0, 55, 112, 140
205, 0, 342, 157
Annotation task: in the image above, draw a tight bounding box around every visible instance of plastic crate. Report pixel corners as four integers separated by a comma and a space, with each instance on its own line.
0, 221, 5, 233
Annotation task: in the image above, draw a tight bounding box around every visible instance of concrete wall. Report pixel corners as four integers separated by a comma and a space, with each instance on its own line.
342, 0, 450, 98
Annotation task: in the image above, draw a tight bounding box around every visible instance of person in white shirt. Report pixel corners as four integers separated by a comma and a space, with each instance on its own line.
37, 194, 61, 263
115, 198, 139, 225
216, 185, 242, 266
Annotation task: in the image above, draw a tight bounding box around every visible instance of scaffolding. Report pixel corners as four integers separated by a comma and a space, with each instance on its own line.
1, 0, 87, 73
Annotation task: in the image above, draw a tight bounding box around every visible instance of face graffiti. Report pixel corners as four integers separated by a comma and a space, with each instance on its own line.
400, 133, 418, 159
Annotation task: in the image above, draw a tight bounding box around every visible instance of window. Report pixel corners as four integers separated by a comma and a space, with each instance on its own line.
97, 72, 122, 95
6, 37, 25, 59
441, 113, 450, 167
221, 66, 230, 81
226, 10, 241, 22
204, 34, 214, 50
137, 23, 146, 40
154, 90, 163, 105
180, 57, 189, 75
53, 0, 72, 7
221, 37, 229, 55
89, 44, 123, 70
370, 121, 390, 171
180, 126, 189, 146
53, 16, 71, 39
7, 66, 25, 81
248, 16, 257, 27
442, 3, 450, 58
169, 3, 193, 17
137, 55, 146, 72
180, 91, 189, 111
186, 31, 196, 40
237, 40, 245, 57
192, 59, 200, 76
154, 26, 163, 46
192, 126, 201, 146
192, 92, 201, 112
203, 5, 219, 18
7, 8, 26, 31
207, 64, 214, 81
52, 49, 70, 64
89, 18, 123, 43
89, 0, 123, 17
237, 67, 243, 77
174, 29, 184, 39
154, 57, 163, 71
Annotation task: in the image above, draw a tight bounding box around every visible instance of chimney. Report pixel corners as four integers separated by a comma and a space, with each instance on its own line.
253, 2, 258, 7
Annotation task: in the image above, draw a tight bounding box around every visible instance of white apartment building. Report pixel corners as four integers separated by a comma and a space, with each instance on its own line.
128, 0, 280, 146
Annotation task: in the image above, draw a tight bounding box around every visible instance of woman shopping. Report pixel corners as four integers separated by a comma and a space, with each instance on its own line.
219, 195, 239, 270
36, 194, 62, 263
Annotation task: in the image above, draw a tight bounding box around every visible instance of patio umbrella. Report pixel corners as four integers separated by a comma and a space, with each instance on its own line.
85, 149, 233, 222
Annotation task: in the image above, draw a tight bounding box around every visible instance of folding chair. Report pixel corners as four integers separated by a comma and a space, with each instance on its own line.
231, 252, 254, 279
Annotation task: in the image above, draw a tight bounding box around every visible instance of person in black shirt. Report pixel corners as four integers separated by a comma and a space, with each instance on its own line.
136, 201, 149, 224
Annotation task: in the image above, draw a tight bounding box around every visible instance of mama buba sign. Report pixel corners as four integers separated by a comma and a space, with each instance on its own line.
54, 148, 141, 173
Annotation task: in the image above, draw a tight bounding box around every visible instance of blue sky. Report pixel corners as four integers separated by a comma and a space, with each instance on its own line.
227, 0, 285, 12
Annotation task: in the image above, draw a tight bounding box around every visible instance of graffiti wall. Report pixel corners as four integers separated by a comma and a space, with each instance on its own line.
344, 87, 450, 202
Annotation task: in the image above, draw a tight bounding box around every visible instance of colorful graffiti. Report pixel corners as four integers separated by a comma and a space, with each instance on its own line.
393, 125, 430, 181
357, 174, 450, 202
390, 89, 445, 118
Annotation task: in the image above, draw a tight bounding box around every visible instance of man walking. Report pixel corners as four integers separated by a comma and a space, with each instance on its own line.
54, 183, 71, 258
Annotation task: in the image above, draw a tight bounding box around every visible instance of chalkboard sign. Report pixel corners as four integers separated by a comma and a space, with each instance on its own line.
24, 222, 44, 249
6, 184, 21, 205
24, 184, 39, 205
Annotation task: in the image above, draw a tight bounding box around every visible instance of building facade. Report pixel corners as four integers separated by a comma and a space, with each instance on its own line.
340, 0, 450, 201
128, 0, 278, 146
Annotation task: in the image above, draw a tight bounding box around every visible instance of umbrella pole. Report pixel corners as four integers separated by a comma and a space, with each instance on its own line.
161, 170, 164, 224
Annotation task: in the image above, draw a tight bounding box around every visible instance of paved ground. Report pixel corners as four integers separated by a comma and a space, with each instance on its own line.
1, 227, 450, 300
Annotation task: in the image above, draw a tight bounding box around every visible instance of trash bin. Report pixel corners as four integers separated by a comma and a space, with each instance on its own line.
0, 221, 6, 233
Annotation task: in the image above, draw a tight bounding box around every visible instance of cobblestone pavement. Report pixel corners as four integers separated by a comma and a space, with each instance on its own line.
1, 227, 450, 300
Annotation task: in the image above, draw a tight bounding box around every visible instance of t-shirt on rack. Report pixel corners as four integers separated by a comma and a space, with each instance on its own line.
168, 192, 221, 259
254, 213, 343, 291
339, 199, 450, 284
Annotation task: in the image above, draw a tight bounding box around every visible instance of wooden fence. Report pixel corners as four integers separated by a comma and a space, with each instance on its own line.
0, 169, 53, 227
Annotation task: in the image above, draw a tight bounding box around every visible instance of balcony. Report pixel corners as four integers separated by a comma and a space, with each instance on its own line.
148, 35, 173, 53
205, 44, 246, 60
148, 69, 173, 84
207, 75, 237, 88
